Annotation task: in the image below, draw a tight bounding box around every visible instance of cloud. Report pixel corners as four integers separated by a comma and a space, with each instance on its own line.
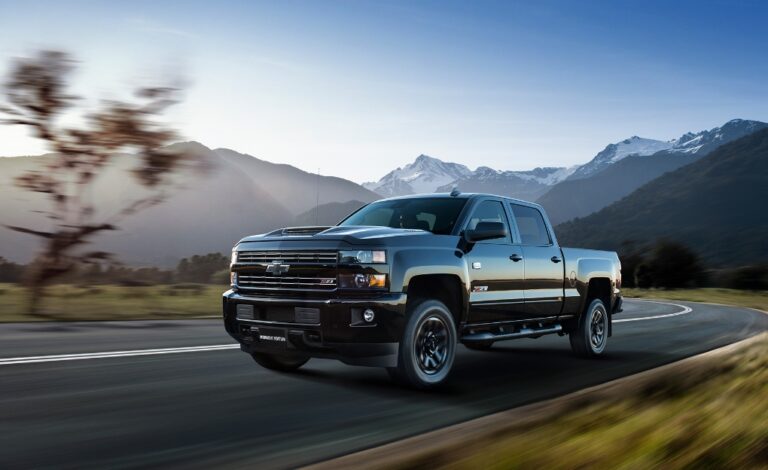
127, 18, 199, 40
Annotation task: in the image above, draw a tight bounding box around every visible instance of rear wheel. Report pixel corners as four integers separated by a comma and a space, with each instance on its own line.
251, 352, 309, 372
569, 298, 609, 357
388, 299, 457, 389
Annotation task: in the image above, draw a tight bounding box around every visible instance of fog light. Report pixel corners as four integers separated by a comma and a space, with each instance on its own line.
354, 273, 368, 288
363, 308, 375, 323
338, 273, 388, 289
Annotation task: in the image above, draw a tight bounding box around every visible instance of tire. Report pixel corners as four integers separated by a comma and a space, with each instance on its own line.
569, 298, 609, 357
464, 341, 493, 351
389, 299, 457, 389
251, 352, 309, 372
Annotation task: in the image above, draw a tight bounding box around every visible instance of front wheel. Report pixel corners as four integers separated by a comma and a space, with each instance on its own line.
388, 299, 457, 389
251, 352, 309, 372
569, 298, 609, 357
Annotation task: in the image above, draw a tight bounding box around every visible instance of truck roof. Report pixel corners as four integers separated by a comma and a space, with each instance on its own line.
377, 192, 544, 210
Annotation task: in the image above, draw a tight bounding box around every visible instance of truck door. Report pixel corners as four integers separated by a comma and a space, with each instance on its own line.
465, 199, 526, 324
509, 203, 565, 319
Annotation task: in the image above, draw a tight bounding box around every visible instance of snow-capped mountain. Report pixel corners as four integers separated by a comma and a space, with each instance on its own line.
567, 136, 674, 180
363, 119, 767, 200
511, 166, 580, 185
362, 154, 472, 197
538, 118, 768, 225
567, 119, 767, 181
433, 166, 580, 201
670, 118, 766, 154
364, 155, 577, 199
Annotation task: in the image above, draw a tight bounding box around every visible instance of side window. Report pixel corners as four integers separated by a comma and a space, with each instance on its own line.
511, 204, 551, 246
466, 200, 511, 244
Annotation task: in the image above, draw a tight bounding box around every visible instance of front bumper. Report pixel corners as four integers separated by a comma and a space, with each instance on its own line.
222, 290, 407, 367
613, 294, 623, 315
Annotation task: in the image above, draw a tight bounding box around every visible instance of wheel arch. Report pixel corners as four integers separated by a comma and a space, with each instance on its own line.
581, 277, 613, 336
405, 274, 467, 329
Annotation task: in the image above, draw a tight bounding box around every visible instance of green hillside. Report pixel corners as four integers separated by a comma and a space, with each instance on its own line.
556, 129, 768, 267
538, 151, 698, 225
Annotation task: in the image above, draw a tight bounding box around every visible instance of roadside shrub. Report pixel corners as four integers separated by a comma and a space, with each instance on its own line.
649, 241, 705, 288
722, 265, 768, 290
162, 288, 179, 296
175, 253, 228, 283
631, 240, 706, 289
122, 287, 151, 298
162, 283, 205, 296
635, 263, 654, 288
618, 241, 643, 288
210, 269, 230, 285
0, 257, 24, 283
118, 279, 153, 287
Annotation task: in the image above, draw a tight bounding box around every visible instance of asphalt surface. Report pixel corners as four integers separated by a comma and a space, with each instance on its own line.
0, 299, 766, 469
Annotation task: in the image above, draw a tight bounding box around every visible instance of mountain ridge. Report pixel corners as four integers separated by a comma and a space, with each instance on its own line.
537, 119, 768, 224
0, 142, 376, 266
555, 127, 768, 266
2, 118, 765, 266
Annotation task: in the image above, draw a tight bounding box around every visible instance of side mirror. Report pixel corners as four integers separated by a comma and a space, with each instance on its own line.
464, 221, 508, 243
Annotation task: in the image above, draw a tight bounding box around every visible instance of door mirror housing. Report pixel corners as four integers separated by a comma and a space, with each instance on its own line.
464, 221, 508, 243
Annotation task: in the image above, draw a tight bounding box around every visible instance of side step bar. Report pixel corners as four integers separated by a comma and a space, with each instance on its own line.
462, 324, 563, 343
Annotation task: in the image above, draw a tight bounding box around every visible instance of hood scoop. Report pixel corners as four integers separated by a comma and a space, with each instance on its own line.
266, 226, 333, 237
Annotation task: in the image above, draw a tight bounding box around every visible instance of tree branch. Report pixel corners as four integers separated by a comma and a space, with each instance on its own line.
3, 225, 53, 238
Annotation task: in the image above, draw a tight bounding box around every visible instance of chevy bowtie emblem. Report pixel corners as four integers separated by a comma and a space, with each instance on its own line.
266, 261, 290, 275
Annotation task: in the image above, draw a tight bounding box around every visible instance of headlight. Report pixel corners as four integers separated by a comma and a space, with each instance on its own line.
338, 273, 387, 289
339, 250, 386, 264
231, 249, 238, 264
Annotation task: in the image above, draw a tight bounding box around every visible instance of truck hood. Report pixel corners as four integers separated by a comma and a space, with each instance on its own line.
238, 225, 431, 244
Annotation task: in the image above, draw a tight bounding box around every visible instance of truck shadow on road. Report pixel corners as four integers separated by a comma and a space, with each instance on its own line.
277, 342, 675, 406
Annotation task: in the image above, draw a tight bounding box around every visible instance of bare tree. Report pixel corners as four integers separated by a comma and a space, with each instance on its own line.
0, 50, 189, 316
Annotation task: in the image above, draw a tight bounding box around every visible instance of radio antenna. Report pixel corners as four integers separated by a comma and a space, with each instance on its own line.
315, 167, 320, 225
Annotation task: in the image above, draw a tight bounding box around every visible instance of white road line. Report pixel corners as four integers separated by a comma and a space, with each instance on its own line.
614, 300, 693, 323
0, 301, 693, 366
0, 344, 240, 366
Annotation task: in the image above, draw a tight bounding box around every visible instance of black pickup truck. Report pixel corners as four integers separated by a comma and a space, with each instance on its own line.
223, 192, 622, 388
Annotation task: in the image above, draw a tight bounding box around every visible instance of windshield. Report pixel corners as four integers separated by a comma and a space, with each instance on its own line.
339, 197, 468, 235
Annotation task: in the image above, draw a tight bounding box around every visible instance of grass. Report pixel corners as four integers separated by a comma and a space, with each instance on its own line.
0, 283, 227, 322
1, 284, 764, 323
623, 287, 768, 311
399, 335, 768, 469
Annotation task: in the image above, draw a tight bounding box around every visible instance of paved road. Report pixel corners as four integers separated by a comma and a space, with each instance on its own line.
0, 300, 766, 469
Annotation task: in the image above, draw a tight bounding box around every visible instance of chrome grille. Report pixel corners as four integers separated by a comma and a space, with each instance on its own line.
237, 250, 338, 264
237, 274, 337, 290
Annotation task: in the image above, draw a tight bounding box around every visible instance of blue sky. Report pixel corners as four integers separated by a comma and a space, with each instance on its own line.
1, 0, 766, 182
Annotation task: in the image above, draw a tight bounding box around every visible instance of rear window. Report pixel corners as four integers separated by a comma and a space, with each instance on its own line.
511, 204, 551, 246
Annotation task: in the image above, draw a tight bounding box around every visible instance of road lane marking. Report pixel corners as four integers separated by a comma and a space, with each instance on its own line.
0, 301, 692, 366
0, 344, 240, 366
614, 300, 692, 323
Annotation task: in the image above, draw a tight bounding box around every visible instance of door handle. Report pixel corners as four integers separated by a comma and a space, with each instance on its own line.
509, 254, 523, 262
551, 256, 562, 263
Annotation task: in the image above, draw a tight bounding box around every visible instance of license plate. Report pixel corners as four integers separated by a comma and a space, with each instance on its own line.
257, 327, 287, 348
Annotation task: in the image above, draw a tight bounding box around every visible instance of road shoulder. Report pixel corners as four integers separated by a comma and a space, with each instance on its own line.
306, 331, 768, 470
